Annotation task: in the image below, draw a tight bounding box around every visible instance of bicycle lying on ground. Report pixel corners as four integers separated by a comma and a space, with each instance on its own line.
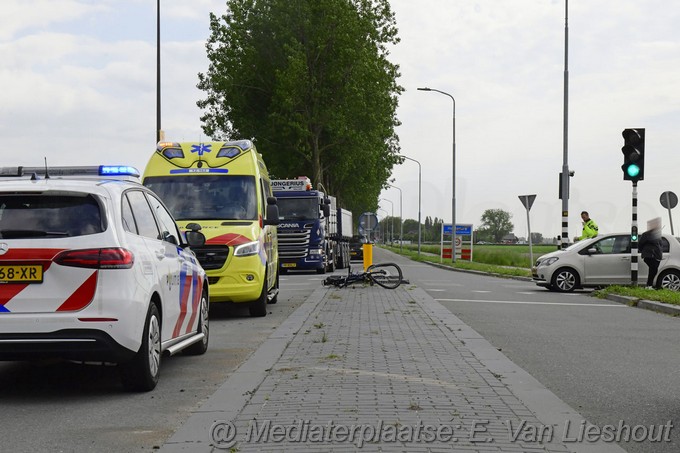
322, 262, 404, 289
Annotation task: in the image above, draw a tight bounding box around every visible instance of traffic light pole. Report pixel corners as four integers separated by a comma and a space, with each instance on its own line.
631, 182, 638, 286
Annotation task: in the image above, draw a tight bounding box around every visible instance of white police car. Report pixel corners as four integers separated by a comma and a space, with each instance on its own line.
0, 166, 209, 391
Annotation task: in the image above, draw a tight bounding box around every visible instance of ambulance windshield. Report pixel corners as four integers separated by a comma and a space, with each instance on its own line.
144, 175, 257, 221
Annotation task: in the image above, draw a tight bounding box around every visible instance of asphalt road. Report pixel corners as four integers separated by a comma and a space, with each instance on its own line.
379, 248, 680, 453
0, 272, 322, 453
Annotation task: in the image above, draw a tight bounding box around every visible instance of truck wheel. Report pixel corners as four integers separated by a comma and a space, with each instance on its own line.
249, 275, 268, 317
120, 303, 161, 392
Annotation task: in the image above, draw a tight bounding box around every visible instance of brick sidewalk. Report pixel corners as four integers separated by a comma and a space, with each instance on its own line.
162, 280, 626, 452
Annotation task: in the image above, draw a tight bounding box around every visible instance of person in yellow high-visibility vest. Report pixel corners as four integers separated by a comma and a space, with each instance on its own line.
575, 211, 598, 241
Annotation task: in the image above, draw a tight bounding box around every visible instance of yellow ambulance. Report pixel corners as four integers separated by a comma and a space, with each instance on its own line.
142, 140, 279, 317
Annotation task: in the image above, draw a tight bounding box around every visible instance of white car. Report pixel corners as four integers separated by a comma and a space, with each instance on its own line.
0, 166, 209, 391
532, 233, 680, 292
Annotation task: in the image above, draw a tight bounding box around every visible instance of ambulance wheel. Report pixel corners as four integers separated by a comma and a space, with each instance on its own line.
185, 288, 209, 355
249, 277, 268, 317
120, 303, 161, 392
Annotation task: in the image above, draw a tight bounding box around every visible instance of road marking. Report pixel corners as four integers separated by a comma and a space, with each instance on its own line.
426, 289, 449, 292
471, 290, 491, 293
436, 298, 623, 307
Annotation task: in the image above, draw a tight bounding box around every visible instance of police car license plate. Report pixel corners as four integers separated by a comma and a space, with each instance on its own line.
0, 265, 43, 283
282, 263, 296, 268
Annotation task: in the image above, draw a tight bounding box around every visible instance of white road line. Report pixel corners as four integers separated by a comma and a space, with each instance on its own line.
471, 290, 491, 293
435, 298, 623, 307
426, 289, 449, 292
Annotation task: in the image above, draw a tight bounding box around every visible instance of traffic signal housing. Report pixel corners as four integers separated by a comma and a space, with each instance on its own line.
621, 128, 645, 182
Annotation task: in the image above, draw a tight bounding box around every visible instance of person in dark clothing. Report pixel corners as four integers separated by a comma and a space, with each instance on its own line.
639, 217, 663, 289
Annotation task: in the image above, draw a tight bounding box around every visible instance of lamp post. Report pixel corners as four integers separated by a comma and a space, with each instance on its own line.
380, 198, 394, 244
401, 155, 421, 256
387, 183, 403, 253
378, 208, 389, 243
156, 0, 162, 142
417, 87, 456, 263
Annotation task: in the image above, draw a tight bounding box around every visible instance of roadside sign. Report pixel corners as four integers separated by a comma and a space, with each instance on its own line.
443, 224, 472, 235
518, 194, 537, 266
660, 191, 677, 209
660, 191, 677, 236
518, 194, 536, 211
441, 223, 473, 261
358, 212, 379, 232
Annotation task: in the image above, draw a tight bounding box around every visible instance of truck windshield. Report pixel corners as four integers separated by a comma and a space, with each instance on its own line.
277, 197, 319, 221
144, 175, 258, 221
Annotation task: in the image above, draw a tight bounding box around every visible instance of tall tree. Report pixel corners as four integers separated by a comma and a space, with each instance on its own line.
197, 0, 403, 215
479, 209, 514, 243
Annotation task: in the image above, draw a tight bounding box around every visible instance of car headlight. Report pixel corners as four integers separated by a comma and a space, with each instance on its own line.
539, 257, 559, 267
234, 240, 260, 257
309, 248, 323, 256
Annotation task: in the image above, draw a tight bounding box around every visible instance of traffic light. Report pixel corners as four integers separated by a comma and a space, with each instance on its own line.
621, 128, 645, 182
631, 225, 638, 242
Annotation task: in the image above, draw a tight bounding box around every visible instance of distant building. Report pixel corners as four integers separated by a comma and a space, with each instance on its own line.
501, 233, 518, 244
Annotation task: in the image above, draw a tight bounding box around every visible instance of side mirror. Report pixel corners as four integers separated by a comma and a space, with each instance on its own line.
185, 222, 206, 247
322, 204, 331, 217
587, 247, 598, 255
264, 200, 279, 226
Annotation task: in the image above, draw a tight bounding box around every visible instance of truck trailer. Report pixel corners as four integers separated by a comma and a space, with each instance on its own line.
273, 178, 353, 274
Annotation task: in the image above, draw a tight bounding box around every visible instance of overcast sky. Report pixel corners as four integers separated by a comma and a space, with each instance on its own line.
2, 0, 679, 240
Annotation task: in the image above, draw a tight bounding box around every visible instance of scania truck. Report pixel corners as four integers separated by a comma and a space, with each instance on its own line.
142, 140, 279, 317
272, 178, 353, 274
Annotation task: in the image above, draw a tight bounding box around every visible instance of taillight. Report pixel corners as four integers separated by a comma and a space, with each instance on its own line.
54, 248, 134, 269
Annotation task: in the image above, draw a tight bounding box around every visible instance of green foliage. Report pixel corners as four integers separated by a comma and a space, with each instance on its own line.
593, 286, 680, 305
478, 209, 514, 243
198, 0, 403, 217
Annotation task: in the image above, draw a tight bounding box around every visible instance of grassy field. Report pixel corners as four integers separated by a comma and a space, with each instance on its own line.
380, 242, 680, 305
397, 243, 557, 268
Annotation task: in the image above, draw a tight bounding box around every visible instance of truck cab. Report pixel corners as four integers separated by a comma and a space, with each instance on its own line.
273, 177, 353, 274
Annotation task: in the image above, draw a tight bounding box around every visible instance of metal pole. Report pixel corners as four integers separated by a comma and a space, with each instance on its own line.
156, 0, 161, 143
665, 192, 675, 235
402, 156, 422, 256
417, 87, 456, 263
631, 182, 638, 286
381, 198, 394, 244
560, 0, 570, 249
387, 184, 403, 252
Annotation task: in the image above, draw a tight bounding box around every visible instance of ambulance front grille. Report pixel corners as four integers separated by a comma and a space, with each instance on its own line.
192, 246, 229, 271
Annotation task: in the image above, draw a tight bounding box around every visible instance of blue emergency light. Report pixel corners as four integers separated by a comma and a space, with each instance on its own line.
99, 165, 140, 177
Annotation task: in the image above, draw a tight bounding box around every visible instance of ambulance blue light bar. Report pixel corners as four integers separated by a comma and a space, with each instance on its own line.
99, 165, 140, 177
0, 165, 140, 179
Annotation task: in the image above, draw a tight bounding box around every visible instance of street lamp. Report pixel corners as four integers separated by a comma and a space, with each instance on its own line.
401, 155, 421, 256
387, 183, 403, 253
156, 0, 162, 142
380, 198, 394, 244
417, 87, 456, 263
378, 208, 389, 243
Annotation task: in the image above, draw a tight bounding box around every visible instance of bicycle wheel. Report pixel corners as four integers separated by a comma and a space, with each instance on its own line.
366, 263, 402, 289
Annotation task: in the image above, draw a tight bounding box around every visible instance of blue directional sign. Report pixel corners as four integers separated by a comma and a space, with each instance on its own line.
443, 224, 472, 235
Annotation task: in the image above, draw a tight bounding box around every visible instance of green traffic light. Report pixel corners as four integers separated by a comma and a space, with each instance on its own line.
626, 164, 640, 178
632, 234, 638, 241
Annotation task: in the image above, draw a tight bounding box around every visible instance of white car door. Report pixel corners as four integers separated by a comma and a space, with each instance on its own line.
125, 190, 183, 342
582, 235, 632, 285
